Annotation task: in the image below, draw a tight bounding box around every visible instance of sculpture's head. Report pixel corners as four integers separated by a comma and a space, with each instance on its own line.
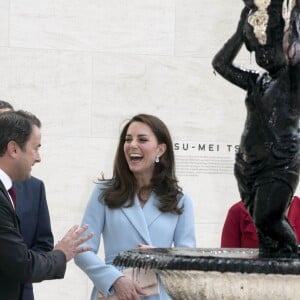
243, 0, 256, 9
243, 0, 283, 9
254, 45, 286, 74
243, 0, 287, 75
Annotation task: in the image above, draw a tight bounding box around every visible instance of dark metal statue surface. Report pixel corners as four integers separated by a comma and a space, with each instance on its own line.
212, 0, 300, 258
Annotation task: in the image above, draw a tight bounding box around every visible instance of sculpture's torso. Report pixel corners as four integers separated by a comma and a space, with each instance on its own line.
239, 68, 300, 163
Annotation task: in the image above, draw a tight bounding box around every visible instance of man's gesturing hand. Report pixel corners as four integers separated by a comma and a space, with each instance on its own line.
54, 224, 93, 261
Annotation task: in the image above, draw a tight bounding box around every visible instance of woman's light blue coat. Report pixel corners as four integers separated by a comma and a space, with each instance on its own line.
75, 183, 196, 300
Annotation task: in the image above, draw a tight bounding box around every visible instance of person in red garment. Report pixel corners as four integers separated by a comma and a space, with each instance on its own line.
221, 196, 300, 248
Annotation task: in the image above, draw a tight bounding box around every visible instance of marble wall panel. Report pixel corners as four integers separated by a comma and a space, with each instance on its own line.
0, 0, 9, 46
91, 52, 246, 142
175, 0, 245, 57
32, 136, 115, 220
10, 0, 174, 55
0, 47, 93, 136
196, 223, 225, 248
180, 173, 240, 224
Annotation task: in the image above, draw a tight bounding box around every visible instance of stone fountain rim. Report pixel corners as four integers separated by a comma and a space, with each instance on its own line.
113, 247, 300, 275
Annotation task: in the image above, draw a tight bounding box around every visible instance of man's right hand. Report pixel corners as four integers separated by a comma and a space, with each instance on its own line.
54, 224, 93, 261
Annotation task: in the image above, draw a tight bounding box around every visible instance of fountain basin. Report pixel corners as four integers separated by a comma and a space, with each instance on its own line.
113, 248, 300, 300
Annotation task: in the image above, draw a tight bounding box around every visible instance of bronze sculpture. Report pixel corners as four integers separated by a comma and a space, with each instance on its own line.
212, 0, 300, 257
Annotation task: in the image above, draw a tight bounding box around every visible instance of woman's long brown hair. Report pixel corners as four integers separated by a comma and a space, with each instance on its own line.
100, 114, 183, 214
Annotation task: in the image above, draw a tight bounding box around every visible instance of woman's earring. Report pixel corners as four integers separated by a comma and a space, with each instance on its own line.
155, 156, 160, 163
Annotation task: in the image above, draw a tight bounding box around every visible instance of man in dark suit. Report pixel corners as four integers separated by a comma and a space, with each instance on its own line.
0, 109, 92, 300
0, 100, 54, 300
14, 178, 54, 300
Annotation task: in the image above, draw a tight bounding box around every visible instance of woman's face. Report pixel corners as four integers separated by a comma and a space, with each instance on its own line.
123, 121, 166, 182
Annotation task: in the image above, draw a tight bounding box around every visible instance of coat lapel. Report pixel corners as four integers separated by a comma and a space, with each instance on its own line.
121, 193, 163, 245
143, 193, 163, 227
0, 180, 14, 211
0, 180, 20, 228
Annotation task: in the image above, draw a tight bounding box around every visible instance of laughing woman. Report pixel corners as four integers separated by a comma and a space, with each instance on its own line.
75, 114, 196, 300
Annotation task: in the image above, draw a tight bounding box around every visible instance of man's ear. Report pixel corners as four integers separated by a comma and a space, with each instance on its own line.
6, 140, 18, 158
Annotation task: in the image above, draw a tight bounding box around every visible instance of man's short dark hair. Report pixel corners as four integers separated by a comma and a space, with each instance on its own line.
0, 100, 14, 111
0, 110, 41, 156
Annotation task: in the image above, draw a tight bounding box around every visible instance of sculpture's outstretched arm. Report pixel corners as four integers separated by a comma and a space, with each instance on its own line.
212, 7, 258, 91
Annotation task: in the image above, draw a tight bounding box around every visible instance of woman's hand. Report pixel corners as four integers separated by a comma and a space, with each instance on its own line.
113, 276, 146, 300
137, 244, 155, 250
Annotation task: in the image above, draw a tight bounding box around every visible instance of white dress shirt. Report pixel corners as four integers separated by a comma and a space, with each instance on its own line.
0, 168, 15, 209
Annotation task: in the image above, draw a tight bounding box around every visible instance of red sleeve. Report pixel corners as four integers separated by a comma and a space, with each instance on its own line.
221, 202, 243, 248
287, 196, 300, 242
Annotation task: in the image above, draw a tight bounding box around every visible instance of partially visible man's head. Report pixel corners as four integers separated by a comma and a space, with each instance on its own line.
0, 100, 14, 113
0, 110, 42, 180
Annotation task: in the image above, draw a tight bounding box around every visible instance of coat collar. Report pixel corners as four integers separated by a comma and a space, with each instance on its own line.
121, 193, 162, 245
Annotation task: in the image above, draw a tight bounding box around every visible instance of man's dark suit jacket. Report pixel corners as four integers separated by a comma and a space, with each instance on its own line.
14, 177, 54, 300
0, 180, 66, 300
